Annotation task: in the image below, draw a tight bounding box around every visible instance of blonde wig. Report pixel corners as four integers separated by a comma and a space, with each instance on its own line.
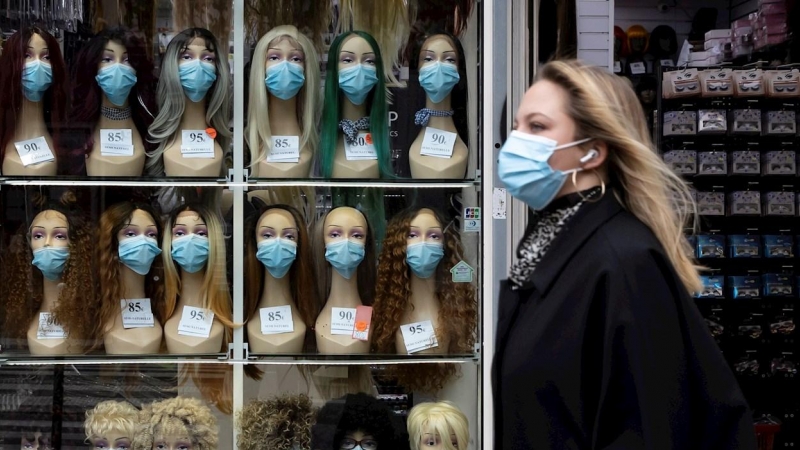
84, 400, 139, 442
133, 397, 218, 450
246, 26, 321, 167
162, 203, 233, 345
237, 394, 316, 450
539, 60, 701, 293
407, 401, 469, 450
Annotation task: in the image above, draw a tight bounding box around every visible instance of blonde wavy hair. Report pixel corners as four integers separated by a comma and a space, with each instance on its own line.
407, 401, 470, 450
133, 397, 218, 450
84, 400, 139, 442
539, 60, 701, 293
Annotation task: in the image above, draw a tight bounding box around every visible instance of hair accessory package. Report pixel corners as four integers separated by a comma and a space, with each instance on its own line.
662, 69, 700, 98
728, 235, 760, 258
731, 150, 761, 174
698, 109, 728, 134
764, 191, 795, 216
730, 191, 762, 216
770, 311, 795, 336
762, 151, 796, 175
729, 276, 761, 299
765, 69, 800, 97
732, 109, 762, 134
696, 275, 725, 298
763, 273, 794, 297
698, 151, 728, 175
699, 68, 733, 97
663, 111, 698, 136
698, 191, 726, 215
764, 235, 794, 258
733, 69, 765, 96
697, 234, 726, 258
664, 150, 697, 174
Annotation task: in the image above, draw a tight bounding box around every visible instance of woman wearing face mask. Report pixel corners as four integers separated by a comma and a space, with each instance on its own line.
492, 60, 755, 449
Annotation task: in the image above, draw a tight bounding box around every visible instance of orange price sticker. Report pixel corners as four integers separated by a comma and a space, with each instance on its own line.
364, 133, 373, 145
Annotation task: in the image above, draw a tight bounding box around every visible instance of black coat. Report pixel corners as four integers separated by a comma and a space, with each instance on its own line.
492, 193, 755, 449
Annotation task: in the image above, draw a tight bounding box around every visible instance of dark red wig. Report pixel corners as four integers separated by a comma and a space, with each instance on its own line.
0, 27, 69, 168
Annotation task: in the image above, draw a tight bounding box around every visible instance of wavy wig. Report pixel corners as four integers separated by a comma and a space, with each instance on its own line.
246, 26, 320, 167
407, 401, 469, 450
319, 31, 393, 179
133, 397, 217, 450
146, 28, 232, 176
237, 394, 316, 450
311, 392, 402, 450
243, 0, 330, 51
84, 400, 139, 442
408, 0, 475, 38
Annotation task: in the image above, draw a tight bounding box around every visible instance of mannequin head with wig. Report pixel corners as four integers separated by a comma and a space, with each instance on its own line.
85, 400, 139, 449
407, 401, 469, 450
133, 397, 217, 450
237, 394, 316, 450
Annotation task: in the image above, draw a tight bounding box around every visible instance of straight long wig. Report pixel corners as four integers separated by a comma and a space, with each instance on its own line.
246, 26, 320, 167
146, 28, 232, 176
319, 32, 392, 179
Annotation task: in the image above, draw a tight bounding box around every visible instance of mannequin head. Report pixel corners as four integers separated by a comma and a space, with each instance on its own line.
407, 402, 469, 450
146, 28, 231, 176
613, 26, 629, 59
237, 394, 316, 450
96, 202, 165, 333
162, 203, 233, 338
319, 31, 392, 179
648, 25, 677, 59
626, 25, 649, 57
637, 77, 657, 106
0, 27, 68, 165
133, 397, 217, 450
311, 393, 400, 450
246, 25, 320, 167
85, 400, 139, 449
64, 27, 156, 175
244, 204, 318, 327
313, 206, 377, 306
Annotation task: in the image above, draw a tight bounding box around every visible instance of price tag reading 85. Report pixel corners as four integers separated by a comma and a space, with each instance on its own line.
400, 319, 439, 353
177, 305, 215, 337
420, 127, 457, 159
120, 298, 154, 329
344, 132, 378, 161
330, 307, 357, 335
260, 305, 294, 335
268, 136, 301, 163
180, 130, 215, 159
14, 136, 55, 167
100, 129, 134, 156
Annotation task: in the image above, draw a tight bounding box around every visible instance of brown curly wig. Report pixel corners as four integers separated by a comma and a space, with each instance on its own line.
237, 394, 316, 450
133, 396, 218, 450
0, 191, 98, 352
371, 207, 477, 392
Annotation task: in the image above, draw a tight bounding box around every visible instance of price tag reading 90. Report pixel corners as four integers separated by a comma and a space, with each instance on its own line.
339, 310, 354, 321
429, 133, 447, 145
22, 142, 39, 153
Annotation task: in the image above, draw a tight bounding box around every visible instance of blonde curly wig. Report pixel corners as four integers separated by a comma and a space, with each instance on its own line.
133, 397, 218, 450
85, 400, 140, 442
237, 394, 316, 450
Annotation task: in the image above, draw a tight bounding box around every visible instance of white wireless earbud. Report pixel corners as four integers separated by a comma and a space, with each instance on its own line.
579, 149, 599, 163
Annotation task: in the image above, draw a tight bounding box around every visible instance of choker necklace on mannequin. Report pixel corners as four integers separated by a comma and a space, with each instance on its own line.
339, 117, 371, 145
414, 108, 454, 127
101, 105, 132, 121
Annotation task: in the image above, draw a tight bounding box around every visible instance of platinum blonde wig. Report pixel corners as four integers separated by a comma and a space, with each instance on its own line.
133, 397, 218, 450
407, 401, 470, 450
147, 28, 232, 176
246, 25, 321, 167
84, 400, 139, 442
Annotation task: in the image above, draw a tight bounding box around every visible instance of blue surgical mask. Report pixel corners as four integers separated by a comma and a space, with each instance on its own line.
180, 59, 217, 103
22, 60, 53, 102
256, 238, 297, 279
32, 246, 69, 281
406, 242, 444, 279
170, 234, 210, 273
419, 62, 460, 104
498, 131, 592, 210
265, 61, 305, 100
338, 64, 378, 105
325, 240, 365, 279
95, 63, 137, 107
118, 235, 162, 275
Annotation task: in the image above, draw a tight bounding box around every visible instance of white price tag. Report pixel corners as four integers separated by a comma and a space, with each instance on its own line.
400, 320, 439, 354
180, 130, 215, 158
267, 136, 300, 163
613, 61, 622, 73
630, 62, 646, 75
330, 307, 357, 335
420, 127, 457, 159
14, 136, 55, 166
100, 129, 134, 156
120, 298, 154, 329
260, 305, 294, 335
344, 132, 378, 161
36, 312, 67, 339
660, 59, 674, 67
177, 306, 215, 338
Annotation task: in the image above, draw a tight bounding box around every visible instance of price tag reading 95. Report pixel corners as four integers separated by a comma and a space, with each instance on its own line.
37, 312, 67, 339
177, 305, 215, 338
14, 136, 55, 167
330, 307, 357, 335
267, 136, 300, 163
100, 129, 134, 156
260, 305, 294, 335
420, 127, 457, 159
180, 130, 215, 159
400, 319, 439, 354
344, 132, 378, 161
120, 298, 154, 329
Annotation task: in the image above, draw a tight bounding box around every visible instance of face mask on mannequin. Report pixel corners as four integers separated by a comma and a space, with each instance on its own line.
325, 240, 365, 279
406, 242, 444, 279
265, 61, 305, 100
118, 235, 162, 275
498, 131, 595, 210
419, 62, 460, 104
256, 238, 297, 278
32, 247, 69, 281
95, 63, 137, 107
338, 64, 378, 105
21, 60, 53, 102
170, 233, 210, 273
179, 59, 217, 102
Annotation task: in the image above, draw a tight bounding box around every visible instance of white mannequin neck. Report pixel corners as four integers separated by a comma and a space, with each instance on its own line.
180, 97, 209, 130
17, 98, 48, 137
40, 275, 61, 313
259, 270, 295, 308
342, 96, 368, 121
102, 93, 130, 109
327, 269, 362, 307
424, 94, 457, 132
268, 95, 301, 136
120, 263, 146, 299
177, 267, 206, 309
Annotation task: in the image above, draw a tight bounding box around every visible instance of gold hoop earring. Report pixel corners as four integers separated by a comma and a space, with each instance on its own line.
572, 169, 606, 203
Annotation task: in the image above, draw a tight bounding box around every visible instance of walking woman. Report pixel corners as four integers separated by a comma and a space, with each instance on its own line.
493, 60, 755, 449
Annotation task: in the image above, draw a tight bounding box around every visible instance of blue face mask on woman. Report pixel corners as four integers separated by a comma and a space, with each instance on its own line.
171, 234, 210, 273
256, 238, 297, 279
498, 131, 593, 210
32, 246, 69, 281
96, 63, 137, 107
180, 59, 217, 102
406, 242, 445, 279
419, 62, 460, 104
265, 61, 305, 100
22, 60, 53, 102
118, 235, 162, 275
325, 240, 365, 279
338, 64, 378, 105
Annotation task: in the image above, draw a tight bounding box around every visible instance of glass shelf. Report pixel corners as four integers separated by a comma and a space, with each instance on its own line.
0, 354, 228, 366
248, 353, 478, 365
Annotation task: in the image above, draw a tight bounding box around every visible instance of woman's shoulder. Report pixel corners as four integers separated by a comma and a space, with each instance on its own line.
590, 208, 672, 267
